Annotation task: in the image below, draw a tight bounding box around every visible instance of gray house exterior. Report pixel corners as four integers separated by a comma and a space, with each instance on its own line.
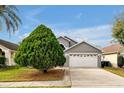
57, 36, 102, 68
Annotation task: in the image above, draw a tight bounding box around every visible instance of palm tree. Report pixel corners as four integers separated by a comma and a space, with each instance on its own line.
0, 5, 21, 35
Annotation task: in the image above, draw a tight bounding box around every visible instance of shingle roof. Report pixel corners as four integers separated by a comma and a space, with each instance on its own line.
64, 36, 78, 43
0, 39, 18, 50
102, 44, 124, 54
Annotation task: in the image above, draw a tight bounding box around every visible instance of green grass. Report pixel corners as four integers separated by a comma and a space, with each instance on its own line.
0, 66, 64, 82
104, 67, 124, 77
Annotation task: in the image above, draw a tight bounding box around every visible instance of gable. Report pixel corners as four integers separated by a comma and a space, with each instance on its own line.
65, 42, 101, 54
57, 36, 78, 48
58, 36, 70, 48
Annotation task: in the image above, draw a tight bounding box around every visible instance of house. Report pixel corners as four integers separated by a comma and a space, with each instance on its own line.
58, 36, 102, 68
0, 39, 18, 66
1, 36, 102, 68
102, 44, 124, 67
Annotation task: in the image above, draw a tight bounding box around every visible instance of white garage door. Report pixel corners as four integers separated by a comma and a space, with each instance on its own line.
69, 54, 98, 67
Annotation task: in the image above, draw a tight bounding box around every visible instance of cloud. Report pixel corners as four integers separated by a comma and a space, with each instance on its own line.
54, 24, 113, 47
75, 13, 83, 19
18, 24, 113, 47
19, 33, 30, 40
24, 6, 46, 25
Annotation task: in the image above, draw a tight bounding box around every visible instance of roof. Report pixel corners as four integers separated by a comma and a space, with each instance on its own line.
102, 44, 124, 54
57, 36, 78, 43
64, 36, 78, 43
64, 41, 101, 53
0, 39, 18, 50
57, 36, 71, 42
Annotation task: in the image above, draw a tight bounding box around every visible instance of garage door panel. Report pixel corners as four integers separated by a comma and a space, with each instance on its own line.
69, 54, 98, 67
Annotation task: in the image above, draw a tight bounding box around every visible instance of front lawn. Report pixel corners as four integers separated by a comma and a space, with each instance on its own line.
104, 67, 124, 77
0, 66, 64, 82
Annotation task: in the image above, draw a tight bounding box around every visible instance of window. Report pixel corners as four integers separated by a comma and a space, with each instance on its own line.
60, 44, 65, 50
0, 48, 5, 56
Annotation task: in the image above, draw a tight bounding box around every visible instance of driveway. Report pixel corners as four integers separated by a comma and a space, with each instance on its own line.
70, 68, 124, 87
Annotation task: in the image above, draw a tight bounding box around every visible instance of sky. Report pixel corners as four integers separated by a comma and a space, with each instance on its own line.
1, 5, 124, 47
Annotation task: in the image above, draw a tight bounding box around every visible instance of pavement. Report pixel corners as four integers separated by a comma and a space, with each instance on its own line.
0, 81, 66, 87
70, 68, 124, 88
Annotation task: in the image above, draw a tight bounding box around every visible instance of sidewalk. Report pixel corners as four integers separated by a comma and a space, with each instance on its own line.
0, 67, 71, 88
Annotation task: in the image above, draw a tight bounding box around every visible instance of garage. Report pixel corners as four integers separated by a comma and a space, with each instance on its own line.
64, 41, 102, 68
69, 54, 98, 67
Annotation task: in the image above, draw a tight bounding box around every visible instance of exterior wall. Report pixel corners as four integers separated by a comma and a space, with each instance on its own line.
0, 45, 10, 65
58, 37, 70, 49
10, 50, 16, 66
97, 55, 102, 67
0, 45, 16, 66
65, 42, 101, 54
69, 40, 77, 47
64, 55, 69, 67
103, 53, 118, 67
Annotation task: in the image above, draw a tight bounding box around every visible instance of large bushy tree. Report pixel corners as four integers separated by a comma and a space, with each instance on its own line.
112, 12, 124, 45
14, 24, 66, 72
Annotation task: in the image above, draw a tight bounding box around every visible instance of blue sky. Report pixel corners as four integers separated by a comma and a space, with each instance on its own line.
1, 5, 124, 47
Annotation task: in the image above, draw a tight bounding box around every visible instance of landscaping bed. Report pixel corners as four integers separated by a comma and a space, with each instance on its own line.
104, 67, 124, 77
0, 66, 64, 82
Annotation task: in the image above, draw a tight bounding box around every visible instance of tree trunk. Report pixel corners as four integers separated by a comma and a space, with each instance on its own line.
43, 69, 47, 73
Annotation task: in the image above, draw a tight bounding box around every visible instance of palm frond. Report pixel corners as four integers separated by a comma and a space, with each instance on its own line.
0, 5, 21, 35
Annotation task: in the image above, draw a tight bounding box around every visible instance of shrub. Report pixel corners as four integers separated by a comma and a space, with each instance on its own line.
0, 56, 6, 65
101, 61, 105, 68
0, 56, 6, 68
117, 55, 124, 68
14, 24, 66, 73
101, 61, 112, 68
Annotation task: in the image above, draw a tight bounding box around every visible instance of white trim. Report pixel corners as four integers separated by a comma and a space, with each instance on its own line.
0, 44, 10, 50
0, 44, 16, 51
66, 53, 98, 55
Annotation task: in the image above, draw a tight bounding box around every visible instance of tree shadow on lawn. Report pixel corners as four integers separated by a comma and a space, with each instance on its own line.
0, 67, 65, 82
17, 68, 65, 81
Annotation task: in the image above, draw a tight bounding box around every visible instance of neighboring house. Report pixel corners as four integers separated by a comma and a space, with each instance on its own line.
58, 36, 102, 68
102, 44, 124, 67
0, 39, 18, 66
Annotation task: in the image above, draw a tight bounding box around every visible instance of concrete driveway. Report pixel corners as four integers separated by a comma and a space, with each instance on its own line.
70, 68, 124, 87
